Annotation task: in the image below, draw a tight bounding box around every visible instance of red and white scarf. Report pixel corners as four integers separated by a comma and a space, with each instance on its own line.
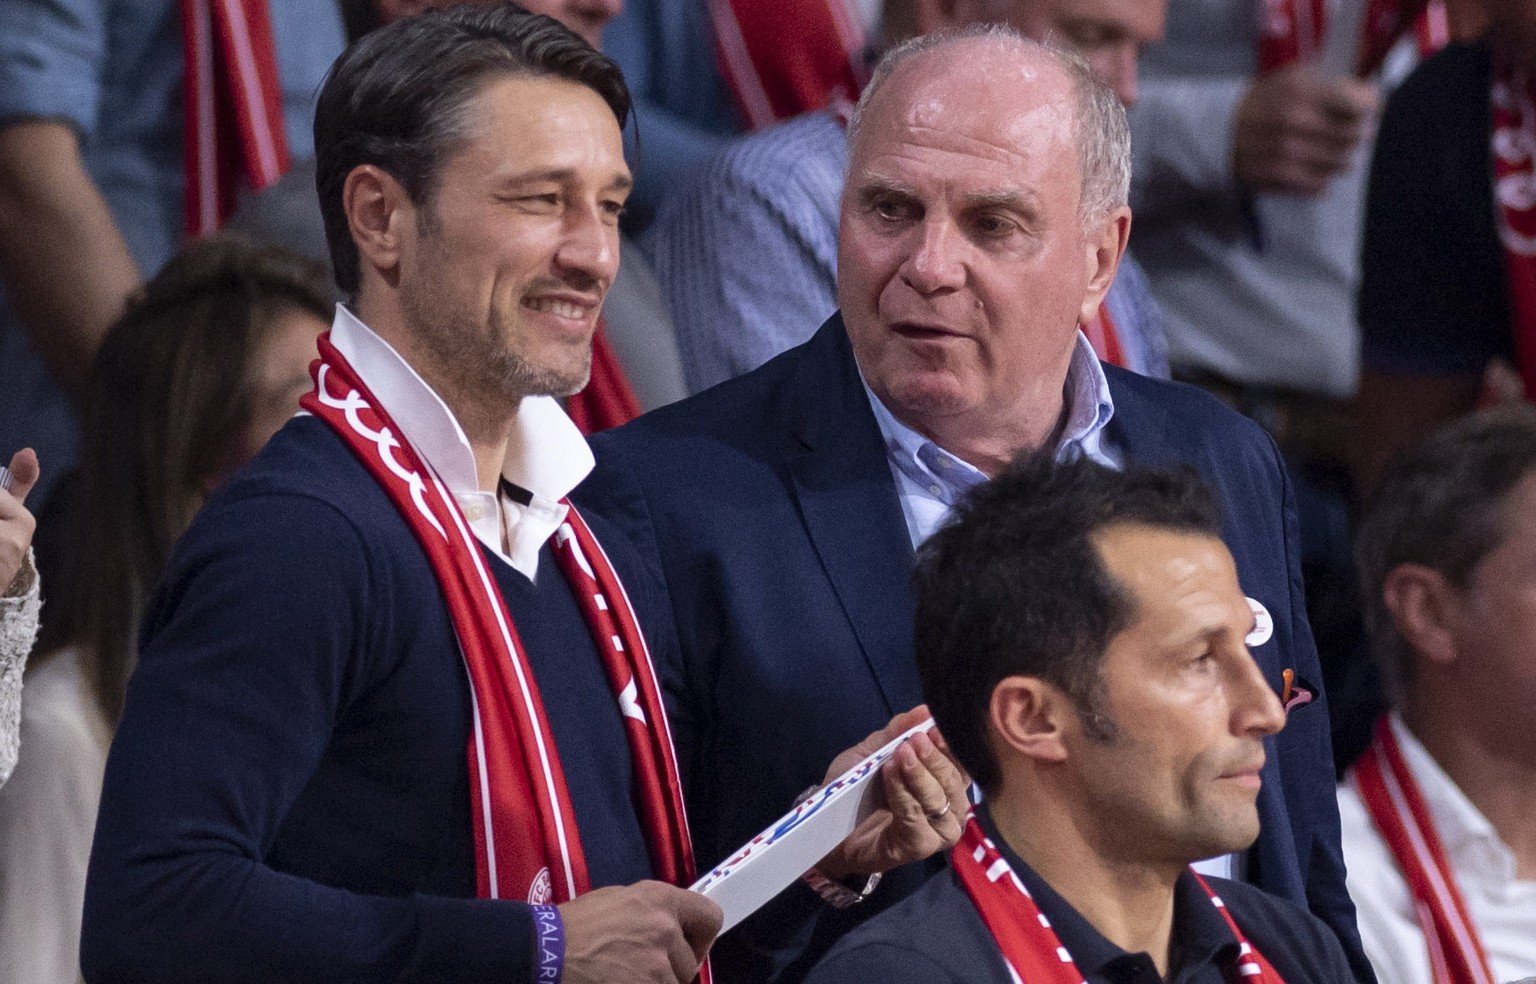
952, 815, 1286, 983
181, 0, 291, 236
300, 334, 699, 914
1258, 0, 1444, 76
711, 0, 869, 130
1353, 717, 1496, 984
1493, 73, 1536, 402
1082, 305, 1126, 371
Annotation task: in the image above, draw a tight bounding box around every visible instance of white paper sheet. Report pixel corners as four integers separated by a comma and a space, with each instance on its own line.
691, 718, 935, 933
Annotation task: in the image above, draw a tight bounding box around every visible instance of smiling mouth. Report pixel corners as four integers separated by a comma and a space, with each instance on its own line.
524, 297, 594, 320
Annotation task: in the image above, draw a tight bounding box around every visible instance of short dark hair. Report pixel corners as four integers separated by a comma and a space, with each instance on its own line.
1356, 405, 1536, 704
314, 2, 632, 296
914, 454, 1224, 792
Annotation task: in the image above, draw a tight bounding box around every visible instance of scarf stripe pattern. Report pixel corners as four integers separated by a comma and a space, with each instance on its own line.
1493, 74, 1536, 403
951, 814, 1286, 984
710, 0, 868, 129
1259, 0, 1443, 78
1082, 304, 1127, 371
181, 0, 291, 235
1353, 717, 1496, 984
300, 333, 698, 912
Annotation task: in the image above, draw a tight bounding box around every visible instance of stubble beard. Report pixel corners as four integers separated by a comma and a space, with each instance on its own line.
488, 304, 593, 401
401, 281, 593, 414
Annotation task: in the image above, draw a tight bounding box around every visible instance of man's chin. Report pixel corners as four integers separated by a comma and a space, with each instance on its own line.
877, 375, 977, 424
503, 359, 592, 401
1198, 813, 1262, 860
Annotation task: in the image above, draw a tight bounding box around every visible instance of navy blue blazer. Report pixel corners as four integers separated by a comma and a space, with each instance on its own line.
578, 315, 1370, 984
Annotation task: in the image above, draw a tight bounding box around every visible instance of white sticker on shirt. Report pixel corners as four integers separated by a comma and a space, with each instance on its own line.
1246, 597, 1273, 647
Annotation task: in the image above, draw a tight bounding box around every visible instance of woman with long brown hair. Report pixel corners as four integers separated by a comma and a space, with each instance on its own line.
0, 236, 332, 984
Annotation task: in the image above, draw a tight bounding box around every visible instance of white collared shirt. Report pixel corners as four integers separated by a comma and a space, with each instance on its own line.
1339, 714, 1536, 984
328, 306, 593, 581
863, 331, 1122, 550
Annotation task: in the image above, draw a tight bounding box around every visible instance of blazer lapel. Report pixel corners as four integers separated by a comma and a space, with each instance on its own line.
1102, 367, 1183, 468
783, 318, 920, 716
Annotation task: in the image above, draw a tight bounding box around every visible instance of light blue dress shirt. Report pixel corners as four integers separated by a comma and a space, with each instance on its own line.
863, 332, 1121, 549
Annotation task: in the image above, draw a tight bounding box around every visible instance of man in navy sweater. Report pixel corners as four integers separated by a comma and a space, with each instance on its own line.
80, 7, 965, 984
806, 455, 1358, 984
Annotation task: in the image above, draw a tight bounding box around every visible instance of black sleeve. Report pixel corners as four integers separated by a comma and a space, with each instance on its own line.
80, 491, 535, 984
803, 943, 966, 984
1359, 42, 1511, 377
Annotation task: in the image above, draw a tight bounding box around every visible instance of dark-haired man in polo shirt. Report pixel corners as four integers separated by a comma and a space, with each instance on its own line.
806, 456, 1356, 983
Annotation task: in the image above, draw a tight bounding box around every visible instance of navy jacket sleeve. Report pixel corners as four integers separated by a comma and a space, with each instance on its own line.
80, 490, 536, 984
1272, 446, 1374, 984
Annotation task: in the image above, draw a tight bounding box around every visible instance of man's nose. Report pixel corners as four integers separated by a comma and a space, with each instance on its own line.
556, 205, 621, 285
1232, 650, 1287, 738
898, 217, 966, 295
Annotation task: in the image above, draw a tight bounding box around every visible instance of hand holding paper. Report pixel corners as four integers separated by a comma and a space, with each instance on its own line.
812, 706, 971, 881
0, 448, 39, 595
559, 881, 721, 984
691, 706, 969, 933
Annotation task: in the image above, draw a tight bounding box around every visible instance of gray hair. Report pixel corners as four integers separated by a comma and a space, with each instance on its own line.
1355, 405, 1536, 704
846, 24, 1130, 225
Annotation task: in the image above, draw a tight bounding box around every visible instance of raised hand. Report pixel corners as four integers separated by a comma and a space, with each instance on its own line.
0, 448, 39, 594
1233, 63, 1378, 197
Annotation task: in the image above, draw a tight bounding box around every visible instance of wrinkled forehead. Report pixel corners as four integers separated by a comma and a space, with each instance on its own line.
851, 38, 1080, 170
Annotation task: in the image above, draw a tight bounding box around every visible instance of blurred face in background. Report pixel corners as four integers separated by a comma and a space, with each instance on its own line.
375, 0, 622, 48
999, 0, 1165, 105
519, 0, 623, 48
235, 305, 330, 466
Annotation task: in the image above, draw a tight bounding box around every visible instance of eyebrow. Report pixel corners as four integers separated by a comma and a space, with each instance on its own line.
845, 179, 904, 212
961, 188, 1041, 212
852, 177, 1041, 214
496, 168, 634, 192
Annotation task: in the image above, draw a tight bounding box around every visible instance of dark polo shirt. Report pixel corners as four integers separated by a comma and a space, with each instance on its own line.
804, 805, 1359, 984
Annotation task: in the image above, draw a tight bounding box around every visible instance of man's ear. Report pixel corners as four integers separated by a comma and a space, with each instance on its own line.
989, 676, 1071, 764
1079, 205, 1131, 327
1381, 562, 1460, 668
344, 164, 410, 288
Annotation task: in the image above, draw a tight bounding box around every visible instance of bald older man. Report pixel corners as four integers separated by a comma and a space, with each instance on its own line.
578, 25, 1371, 984
645, 0, 1171, 394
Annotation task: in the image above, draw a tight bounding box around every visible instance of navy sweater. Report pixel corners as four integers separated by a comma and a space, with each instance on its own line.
82, 416, 676, 983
